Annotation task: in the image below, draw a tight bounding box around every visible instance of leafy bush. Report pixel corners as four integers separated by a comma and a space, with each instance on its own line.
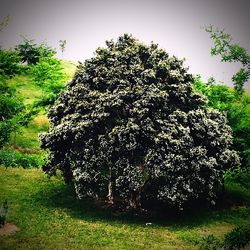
223, 225, 250, 250
31, 56, 64, 88
178, 230, 202, 245
0, 49, 21, 78
0, 150, 45, 168
30, 54, 65, 107
194, 77, 250, 169
199, 235, 221, 250
224, 167, 250, 189
0, 80, 25, 148
41, 34, 239, 210
15, 38, 55, 65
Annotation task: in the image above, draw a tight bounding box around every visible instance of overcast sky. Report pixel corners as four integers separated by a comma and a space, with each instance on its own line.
0, 0, 249, 88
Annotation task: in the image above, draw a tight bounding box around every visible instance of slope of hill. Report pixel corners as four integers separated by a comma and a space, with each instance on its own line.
6, 60, 77, 153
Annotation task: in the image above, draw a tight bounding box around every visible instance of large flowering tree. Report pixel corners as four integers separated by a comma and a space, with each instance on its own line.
41, 34, 239, 210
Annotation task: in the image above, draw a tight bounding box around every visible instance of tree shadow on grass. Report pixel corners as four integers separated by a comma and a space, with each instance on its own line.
31, 180, 250, 230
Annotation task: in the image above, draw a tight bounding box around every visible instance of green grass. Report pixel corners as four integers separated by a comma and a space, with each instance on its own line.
0, 167, 249, 250
8, 60, 77, 105
60, 60, 77, 80
9, 113, 49, 153
8, 74, 43, 105
6, 60, 77, 152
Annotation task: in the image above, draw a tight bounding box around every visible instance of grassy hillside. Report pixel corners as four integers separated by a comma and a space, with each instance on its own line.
6, 60, 77, 152
0, 166, 249, 250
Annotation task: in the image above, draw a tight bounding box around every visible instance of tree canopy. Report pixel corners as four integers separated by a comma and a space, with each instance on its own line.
15, 38, 55, 65
41, 34, 239, 210
205, 26, 250, 96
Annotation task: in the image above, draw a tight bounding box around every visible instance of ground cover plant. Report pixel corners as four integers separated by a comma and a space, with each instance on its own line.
41, 34, 239, 210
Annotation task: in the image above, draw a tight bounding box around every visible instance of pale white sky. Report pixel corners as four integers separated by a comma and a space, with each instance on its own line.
0, 0, 249, 88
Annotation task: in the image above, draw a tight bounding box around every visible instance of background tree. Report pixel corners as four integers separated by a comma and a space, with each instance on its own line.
59, 40, 66, 57
0, 47, 22, 148
205, 26, 250, 96
0, 80, 24, 148
31, 50, 66, 107
0, 49, 21, 77
0, 15, 10, 32
0, 46, 37, 148
41, 34, 239, 210
194, 76, 250, 169
15, 37, 55, 65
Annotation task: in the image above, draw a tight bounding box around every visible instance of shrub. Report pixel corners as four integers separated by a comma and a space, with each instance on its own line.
15, 39, 55, 65
224, 167, 250, 189
0, 49, 21, 78
0, 80, 25, 148
0, 150, 45, 168
31, 56, 64, 88
199, 234, 221, 250
223, 225, 250, 250
194, 77, 250, 169
41, 34, 239, 210
30, 54, 66, 107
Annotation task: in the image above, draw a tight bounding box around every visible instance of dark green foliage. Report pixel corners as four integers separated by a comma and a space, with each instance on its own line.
0, 149, 45, 168
194, 77, 250, 168
223, 225, 250, 250
205, 26, 250, 96
15, 38, 55, 65
33, 93, 60, 108
0, 200, 8, 227
224, 167, 250, 189
41, 34, 239, 209
199, 235, 221, 250
0, 49, 21, 77
229, 99, 250, 168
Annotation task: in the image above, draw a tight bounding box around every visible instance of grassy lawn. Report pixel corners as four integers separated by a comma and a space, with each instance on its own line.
0, 167, 249, 249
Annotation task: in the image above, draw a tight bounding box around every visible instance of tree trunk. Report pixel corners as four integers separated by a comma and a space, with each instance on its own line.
221, 177, 225, 196
13, 127, 17, 148
129, 191, 141, 210
107, 166, 114, 204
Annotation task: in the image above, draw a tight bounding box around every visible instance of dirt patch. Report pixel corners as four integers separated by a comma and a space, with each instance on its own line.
0, 224, 18, 236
